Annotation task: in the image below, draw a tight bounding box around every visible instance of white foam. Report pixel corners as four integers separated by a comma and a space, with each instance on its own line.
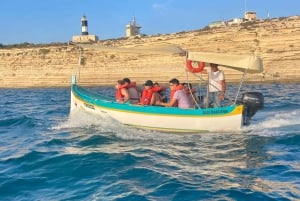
51, 108, 195, 142
51, 109, 114, 130
53, 106, 300, 139
242, 109, 300, 136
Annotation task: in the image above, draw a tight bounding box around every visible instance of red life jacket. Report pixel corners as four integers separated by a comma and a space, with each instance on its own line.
115, 84, 127, 102
127, 81, 136, 88
126, 82, 138, 92
152, 85, 163, 93
170, 84, 184, 107
140, 89, 153, 105
170, 84, 184, 99
140, 86, 163, 105
120, 81, 137, 89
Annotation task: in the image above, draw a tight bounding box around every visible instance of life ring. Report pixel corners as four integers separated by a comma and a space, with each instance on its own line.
186, 60, 205, 73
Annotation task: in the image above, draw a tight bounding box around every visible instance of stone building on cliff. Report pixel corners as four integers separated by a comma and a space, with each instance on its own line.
244, 11, 257, 21
126, 17, 141, 37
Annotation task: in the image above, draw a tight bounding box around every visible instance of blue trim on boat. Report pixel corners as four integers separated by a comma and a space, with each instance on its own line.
72, 85, 238, 117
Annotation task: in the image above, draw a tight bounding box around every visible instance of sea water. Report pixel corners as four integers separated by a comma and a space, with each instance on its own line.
0, 83, 299, 201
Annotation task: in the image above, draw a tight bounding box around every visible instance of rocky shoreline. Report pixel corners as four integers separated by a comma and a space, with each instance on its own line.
1, 16, 299, 88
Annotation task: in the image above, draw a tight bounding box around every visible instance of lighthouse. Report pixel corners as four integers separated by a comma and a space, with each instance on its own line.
72, 15, 98, 43
81, 15, 88, 35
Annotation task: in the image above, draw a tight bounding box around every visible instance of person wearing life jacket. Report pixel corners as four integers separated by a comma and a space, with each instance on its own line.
154, 82, 168, 103
123, 78, 140, 104
183, 82, 199, 108
139, 80, 161, 105
157, 78, 192, 109
115, 80, 130, 103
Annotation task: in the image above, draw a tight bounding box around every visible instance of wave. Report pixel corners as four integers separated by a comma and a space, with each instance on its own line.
243, 108, 300, 136
0, 115, 36, 128
52, 104, 300, 143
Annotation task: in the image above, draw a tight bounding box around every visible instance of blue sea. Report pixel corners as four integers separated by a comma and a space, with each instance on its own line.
0, 83, 299, 201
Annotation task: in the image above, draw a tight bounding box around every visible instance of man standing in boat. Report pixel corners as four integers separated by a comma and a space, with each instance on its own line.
204, 63, 226, 108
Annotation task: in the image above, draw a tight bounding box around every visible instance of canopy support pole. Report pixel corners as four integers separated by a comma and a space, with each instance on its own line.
234, 69, 247, 104
77, 47, 83, 83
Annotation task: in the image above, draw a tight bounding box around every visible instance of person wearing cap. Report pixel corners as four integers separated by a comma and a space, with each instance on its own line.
157, 78, 192, 109
139, 80, 161, 105
123, 77, 140, 104
204, 63, 226, 108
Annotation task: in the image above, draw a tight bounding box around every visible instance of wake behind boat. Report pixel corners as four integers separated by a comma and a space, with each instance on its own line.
70, 46, 264, 132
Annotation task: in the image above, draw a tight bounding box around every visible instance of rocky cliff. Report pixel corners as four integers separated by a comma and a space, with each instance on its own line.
0, 16, 299, 88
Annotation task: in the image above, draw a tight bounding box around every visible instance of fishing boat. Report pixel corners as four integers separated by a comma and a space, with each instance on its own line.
70, 45, 264, 132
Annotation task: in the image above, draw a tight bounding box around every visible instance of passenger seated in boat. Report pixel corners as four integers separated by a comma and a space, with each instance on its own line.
115, 80, 130, 103
157, 78, 192, 109
123, 78, 140, 104
139, 80, 162, 105
183, 82, 199, 108
154, 82, 168, 103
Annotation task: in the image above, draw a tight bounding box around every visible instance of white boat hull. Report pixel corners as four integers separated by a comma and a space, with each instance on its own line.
71, 86, 243, 132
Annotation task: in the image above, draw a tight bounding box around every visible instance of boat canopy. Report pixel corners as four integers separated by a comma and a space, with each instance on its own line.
73, 43, 262, 73
187, 51, 263, 73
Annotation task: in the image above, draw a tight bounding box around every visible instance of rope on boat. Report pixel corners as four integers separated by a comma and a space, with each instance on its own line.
184, 68, 201, 109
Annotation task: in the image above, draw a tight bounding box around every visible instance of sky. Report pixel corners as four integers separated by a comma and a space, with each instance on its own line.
1, 0, 299, 45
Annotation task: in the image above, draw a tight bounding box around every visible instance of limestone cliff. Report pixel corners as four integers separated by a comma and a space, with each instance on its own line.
0, 16, 299, 88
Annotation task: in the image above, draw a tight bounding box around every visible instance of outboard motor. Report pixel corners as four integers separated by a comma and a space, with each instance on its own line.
240, 92, 264, 125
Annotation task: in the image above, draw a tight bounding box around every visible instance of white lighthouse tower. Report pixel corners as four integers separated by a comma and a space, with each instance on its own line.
81, 15, 88, 35
72, 15, 98, 43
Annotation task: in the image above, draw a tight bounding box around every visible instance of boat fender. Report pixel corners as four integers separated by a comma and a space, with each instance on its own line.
186, 60, 205, 73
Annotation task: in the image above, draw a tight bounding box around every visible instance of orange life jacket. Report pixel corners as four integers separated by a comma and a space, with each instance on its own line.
170, 84, 184, 107
115, 84, 127, 102
127, 81, 136, 88
140, 86, 163, 105
140, 89, 153, 105
119, 81, 137, 89
170, 84, 184, 99
152, 85, 163, 93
